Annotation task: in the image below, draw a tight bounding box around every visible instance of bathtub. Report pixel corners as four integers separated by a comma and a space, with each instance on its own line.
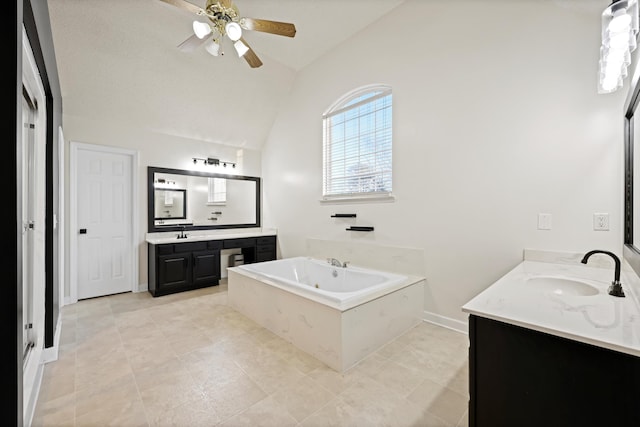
228, 256, 425, 372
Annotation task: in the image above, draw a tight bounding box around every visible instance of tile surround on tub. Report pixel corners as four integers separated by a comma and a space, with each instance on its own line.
306, 238, 425, 277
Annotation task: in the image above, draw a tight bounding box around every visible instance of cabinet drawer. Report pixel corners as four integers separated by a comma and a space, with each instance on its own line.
256, 251, 276, 262
173, 241, 207, 253
257, 244, 274, 253
257, 236, 276, 245
207, 240, 223, 250
156, 244, 174, 255
223, 238, 256, 249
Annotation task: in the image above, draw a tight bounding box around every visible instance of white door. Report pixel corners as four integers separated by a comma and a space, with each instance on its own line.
76, 147, 133, 299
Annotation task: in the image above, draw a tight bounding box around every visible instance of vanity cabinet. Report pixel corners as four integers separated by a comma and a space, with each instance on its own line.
149, 240, 222, 297
468, 314, 640, 427
148, 235, 276, 297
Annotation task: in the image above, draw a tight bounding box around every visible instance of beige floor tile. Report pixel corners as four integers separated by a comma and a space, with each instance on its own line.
139, 372, 202, 415
33, 287, 472, 427
219, 395, 298, 427
369, 360, 425, 398
407, 378, 468, 427
271, 374, 335, 422
31, 391, 76, 427
306, 364, 366, 395
75, 397, 148, 427
198, 373, 268, 421
74, 371, 140, 418
147, 395, 221, 427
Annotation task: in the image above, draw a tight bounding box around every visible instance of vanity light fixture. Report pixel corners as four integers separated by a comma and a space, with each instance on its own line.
192, 157, 236, 168
598, 0, 639, 93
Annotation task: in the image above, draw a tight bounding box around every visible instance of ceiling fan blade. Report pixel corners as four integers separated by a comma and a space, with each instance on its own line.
239, 37, 263, 68
177, 33, 207, 52
159, 0, 204, 15
240, 18, 296, 37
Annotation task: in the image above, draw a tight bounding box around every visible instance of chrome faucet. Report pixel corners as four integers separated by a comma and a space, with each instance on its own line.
327, 258, 348, 268
580, 249, 625, 297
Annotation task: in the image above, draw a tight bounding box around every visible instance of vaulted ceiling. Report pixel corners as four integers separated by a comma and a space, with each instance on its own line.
46, 0, 406, 150
47, 0, 607, 150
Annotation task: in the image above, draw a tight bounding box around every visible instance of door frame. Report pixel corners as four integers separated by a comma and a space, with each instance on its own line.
69, 141, 139, 303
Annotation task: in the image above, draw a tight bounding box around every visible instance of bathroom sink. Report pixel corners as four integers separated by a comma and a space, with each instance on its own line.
525, 276, 599, 296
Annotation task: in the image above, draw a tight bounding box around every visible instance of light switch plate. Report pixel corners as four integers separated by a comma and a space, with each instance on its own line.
538, 213, 552, 230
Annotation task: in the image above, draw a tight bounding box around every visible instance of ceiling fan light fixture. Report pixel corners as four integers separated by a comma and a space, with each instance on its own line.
225, 21, 242, 41
234, 39, 249, 57
204, 39, 220, 56
192, 20, 212, 39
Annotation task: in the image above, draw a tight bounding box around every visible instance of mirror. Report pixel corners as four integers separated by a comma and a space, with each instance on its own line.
154, 189, 187, 222
147, 166, 260, 232
624, 59, 640, 276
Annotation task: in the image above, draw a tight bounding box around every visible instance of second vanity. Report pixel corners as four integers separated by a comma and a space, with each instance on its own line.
146, 229, 277, 297
462, 250, 640, 427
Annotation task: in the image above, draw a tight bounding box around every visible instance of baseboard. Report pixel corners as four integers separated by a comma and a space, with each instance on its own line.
423, 310, 469, 334
23, 358, 44, 427
136, 282, 148, 292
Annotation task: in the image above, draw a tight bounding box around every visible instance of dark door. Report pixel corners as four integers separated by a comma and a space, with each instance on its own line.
157, 253, 191, 290
192, 250, 220, 287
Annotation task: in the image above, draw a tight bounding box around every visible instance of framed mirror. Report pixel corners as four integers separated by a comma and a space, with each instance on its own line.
624, 58, 640, 276
147, 166, 261, 233
154, 189, 187, 222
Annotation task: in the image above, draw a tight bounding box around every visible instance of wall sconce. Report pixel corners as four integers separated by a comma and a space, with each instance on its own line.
192, 157, 236, 168
598, 0, 639, 93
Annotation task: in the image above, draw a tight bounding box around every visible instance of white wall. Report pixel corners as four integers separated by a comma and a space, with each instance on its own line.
61, 115, 262, 292
261, 0, 627, 324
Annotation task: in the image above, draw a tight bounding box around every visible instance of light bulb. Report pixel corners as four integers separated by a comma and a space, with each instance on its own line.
234, 40, 249, 57
204, 39, 220, 56
192, 21, 212, 39
225, 22, 242, 41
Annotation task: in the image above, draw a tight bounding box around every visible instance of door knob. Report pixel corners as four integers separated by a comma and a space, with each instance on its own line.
79, 228, 87, 234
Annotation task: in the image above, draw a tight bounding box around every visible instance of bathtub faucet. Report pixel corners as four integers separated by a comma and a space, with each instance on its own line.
327, 258, 348, 268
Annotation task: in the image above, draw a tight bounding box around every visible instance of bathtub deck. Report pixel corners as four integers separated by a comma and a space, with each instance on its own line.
228, 269, 425, 372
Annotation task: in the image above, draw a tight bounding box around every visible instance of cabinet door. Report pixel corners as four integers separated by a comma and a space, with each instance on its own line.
192, 250, 220, 287
157, 253, 191, 289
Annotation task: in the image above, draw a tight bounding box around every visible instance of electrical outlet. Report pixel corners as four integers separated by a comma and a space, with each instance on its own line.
538, 213, 552, 230
593, 213, 609, 231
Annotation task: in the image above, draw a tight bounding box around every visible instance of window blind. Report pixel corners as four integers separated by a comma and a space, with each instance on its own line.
323, 88, 392, 198
208, 178, 227, 204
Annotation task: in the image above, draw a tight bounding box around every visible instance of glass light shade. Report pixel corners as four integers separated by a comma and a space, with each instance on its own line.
598, 2, 637, 95
204, 39, 220, 56
225, 22, 242, 41
234, 40, 249, 57
193, 21, 212, 39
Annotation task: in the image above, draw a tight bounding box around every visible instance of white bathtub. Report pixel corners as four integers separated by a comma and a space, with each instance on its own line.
228, 257, 425, 372
233, 256, 409, 310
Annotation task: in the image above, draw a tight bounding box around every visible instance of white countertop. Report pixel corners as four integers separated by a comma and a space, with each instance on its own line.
462, 259, 640, 357
146, 228, 277, 245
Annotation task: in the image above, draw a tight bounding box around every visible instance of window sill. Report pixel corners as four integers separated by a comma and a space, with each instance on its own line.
319, 194, 395, 204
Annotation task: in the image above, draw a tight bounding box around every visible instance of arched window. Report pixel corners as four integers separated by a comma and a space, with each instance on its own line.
322, 85, 392, 200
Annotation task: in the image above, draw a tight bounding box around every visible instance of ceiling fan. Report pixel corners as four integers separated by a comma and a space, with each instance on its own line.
160, 0, 296, 68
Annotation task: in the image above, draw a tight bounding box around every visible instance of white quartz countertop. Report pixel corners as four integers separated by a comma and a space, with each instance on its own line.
146, 228, 277, 244
462, 260, 640, 357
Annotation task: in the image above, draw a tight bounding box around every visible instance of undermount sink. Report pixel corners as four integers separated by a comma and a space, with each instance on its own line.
525, 276, 600, 296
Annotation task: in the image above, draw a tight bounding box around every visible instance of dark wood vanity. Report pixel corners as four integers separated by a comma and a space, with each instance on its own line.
148, 234, 276, 297
146, 165, 273, 296
468, 314, 640, 427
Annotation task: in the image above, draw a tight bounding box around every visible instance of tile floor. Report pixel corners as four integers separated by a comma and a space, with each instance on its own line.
32, 281, 470, 427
